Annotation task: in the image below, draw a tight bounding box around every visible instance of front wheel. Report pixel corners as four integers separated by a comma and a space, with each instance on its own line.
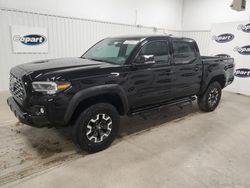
72, 103, 120, 153
198, 81, 222, 112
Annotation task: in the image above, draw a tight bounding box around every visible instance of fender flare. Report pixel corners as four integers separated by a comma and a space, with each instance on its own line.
199, 71, 226, 95
64, 84, 129, 123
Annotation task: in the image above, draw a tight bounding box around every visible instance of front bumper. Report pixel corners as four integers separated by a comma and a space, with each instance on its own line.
7, 97, 50, 128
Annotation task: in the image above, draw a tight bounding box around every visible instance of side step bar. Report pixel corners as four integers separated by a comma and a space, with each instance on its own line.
129, 96, 196, 116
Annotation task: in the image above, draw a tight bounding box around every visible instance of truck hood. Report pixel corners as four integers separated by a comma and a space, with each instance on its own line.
13, 57, 120, 80
16, 57, 110, 73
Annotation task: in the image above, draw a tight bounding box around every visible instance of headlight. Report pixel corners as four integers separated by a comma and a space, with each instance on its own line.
32, 81, 71, 95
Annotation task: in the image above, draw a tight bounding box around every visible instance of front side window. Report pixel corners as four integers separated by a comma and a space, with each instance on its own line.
139, 41, 170, 64
82, 38, 140, 65
172, 41, 196, 64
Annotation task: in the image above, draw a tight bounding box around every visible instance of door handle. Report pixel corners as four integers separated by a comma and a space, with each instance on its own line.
194, 66, 199, 71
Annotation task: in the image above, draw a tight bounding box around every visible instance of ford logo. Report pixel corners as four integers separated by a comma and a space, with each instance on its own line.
234, 45, 250, 55
237, 23, 250, 33
212, 33, 235, 43
234, 68, 250, 78
13, 34, 47, 46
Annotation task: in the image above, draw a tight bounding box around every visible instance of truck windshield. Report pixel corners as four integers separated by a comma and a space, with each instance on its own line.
82, 38, 140, 65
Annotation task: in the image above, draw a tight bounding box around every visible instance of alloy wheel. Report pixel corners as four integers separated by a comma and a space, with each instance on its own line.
208, 88, 219, 107
86, 113, 112, 143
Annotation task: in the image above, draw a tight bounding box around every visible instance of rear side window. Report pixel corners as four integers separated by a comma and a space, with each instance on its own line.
172, 41, 196, 64
140, 41, 170, 64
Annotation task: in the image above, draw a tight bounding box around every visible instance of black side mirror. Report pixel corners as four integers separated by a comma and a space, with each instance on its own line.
134, 55, 155, 64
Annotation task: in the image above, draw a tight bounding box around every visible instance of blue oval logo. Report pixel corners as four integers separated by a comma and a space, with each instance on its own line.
238, 23, 250, 33
212, 33, 235, 43
13, 34, 47, 46
234, 45, 250, 55
234, 68, 250, 78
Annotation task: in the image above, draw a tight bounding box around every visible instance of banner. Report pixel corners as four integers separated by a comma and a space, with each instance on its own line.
11, 25, 48, 53
209, 21, 250, 96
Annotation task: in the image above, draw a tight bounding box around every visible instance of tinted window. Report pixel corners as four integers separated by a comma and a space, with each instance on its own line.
140, 41, 170, 64
173, 41, 196, 64
83, 39, 140, 65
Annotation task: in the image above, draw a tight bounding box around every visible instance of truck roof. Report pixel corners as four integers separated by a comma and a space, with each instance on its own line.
108, 35, 194, 42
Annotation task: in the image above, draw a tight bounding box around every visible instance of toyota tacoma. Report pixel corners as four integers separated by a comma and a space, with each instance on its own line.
7, 35, 235, 152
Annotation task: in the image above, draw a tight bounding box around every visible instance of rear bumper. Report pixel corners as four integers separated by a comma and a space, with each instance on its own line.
7, 97, 50, 128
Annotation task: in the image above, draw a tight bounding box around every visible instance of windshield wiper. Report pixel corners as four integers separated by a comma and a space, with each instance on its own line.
87, 58, 105, 62
86, 58, 115, 64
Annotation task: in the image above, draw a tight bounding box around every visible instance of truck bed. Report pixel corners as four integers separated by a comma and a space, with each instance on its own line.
201, 55, 235, 89
201, 56, 233, 62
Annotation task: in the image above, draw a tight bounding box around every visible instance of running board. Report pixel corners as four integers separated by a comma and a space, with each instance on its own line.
129, 96, 196, 116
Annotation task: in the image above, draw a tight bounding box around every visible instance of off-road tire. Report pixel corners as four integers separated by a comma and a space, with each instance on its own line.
72, 103, 120, 153
198, 81, 222, 112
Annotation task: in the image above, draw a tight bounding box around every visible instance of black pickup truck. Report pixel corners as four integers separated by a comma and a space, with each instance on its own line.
7, 35, 235, 152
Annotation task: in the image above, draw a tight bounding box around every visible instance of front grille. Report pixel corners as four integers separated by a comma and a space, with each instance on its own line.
9, 73, 25, 101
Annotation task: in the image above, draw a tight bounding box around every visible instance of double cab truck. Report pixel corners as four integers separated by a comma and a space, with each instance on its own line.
7, 35, 235, 152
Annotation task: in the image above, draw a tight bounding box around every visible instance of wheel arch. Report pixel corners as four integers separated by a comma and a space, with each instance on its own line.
64, 84, 129, 124
199, 73, 226, 96
208, 75, 226, 88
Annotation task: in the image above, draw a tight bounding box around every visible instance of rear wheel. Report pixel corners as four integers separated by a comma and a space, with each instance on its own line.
198, 81, 222, 112
72, 103, 120, 153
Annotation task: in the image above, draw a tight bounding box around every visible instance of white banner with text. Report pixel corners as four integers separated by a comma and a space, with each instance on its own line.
11, 25, 48, 53
210, 21, 250, 95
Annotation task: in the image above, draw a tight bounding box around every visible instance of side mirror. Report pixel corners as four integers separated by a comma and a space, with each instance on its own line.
134, 55, 155, 64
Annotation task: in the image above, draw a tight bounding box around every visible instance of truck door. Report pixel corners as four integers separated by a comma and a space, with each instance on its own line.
171, 39, 202, 98
129, 40, 173, 108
